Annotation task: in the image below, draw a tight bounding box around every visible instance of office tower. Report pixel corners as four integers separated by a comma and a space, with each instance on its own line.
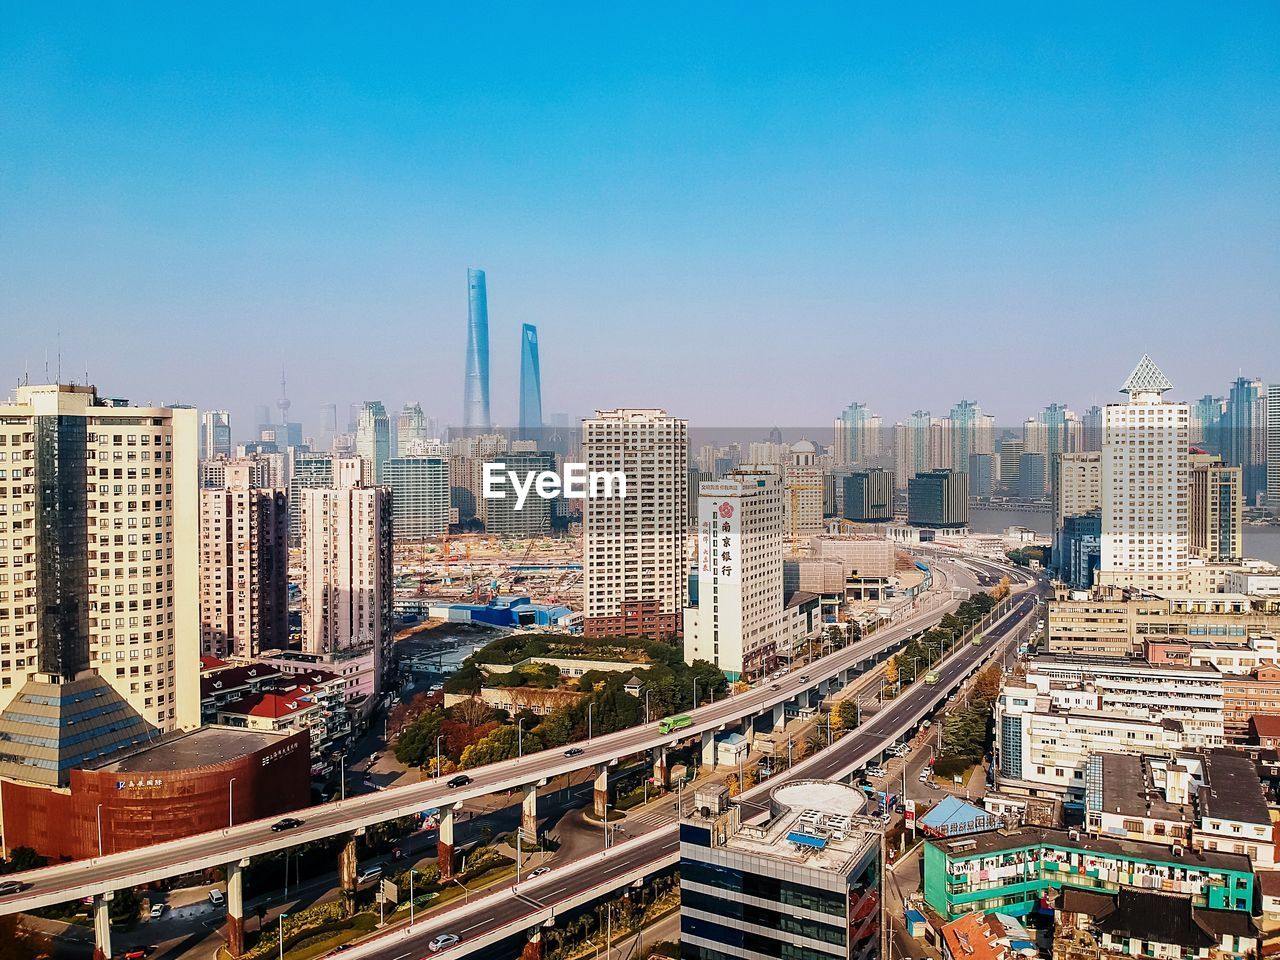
199, 465, 288, 660
1269, 386, 1280, 511
582, 409, 688, 639
287, 452, 334, 543
893, 411, 950, 488
200, 409, 232, 460
1189, 453, 1243, 562
254, 404, 272, 432
481, 451, 555, 537
1017, 452, 1048, 499
1099, 355, 1189, 592
299, 465, 393, 668
683, 468, 784, 680
1224, 376, 1266, 504
688, 469, 712, 525
968, 452, 994, 498
1082, 405, 1104, 452
518, 323, 543, 442
832, 402, 881, 467
446, 432, 508, 523
908, 469, 968, 529
1059, 512, 1102, 589
355, 400, 390, 484
1191, 395, 1224, 453
320, 402, 339, 451
396, 402, 429, 457
464, 267, 492, 432
1037, 402, 1082, 455
998, 437, 1023, 493
1051, 452, 1102, 579
680, 780, 881, 960
783, 440, 824, 539
842, 468, 895, 522
383, 456, 451, 538
0, 383, 199, 732
948, 399, 994, 474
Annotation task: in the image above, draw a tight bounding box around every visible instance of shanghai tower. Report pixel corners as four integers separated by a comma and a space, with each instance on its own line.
519, 323, 543, 441
464, 267, 492, 431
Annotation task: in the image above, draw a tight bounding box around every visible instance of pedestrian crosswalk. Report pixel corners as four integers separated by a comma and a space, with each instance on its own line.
629, 811, 672, 826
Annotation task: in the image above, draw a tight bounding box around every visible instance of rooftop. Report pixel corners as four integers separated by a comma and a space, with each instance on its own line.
1198, 750, 1270, 825
1099, 753, 1191, 822
92, 726, 298, 772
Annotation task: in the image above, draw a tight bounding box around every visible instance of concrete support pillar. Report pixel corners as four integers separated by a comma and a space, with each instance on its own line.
225, 858, 248, 957
652, 745, 669, 789
521, 782, 539, 844
592, 763, 609, 819
438, 804, 456, 880
91, 892, 113, 960
771, 703, 786, 732
701, 730, 717, 769
339, 834, 358, 917
520, 927, 544, 960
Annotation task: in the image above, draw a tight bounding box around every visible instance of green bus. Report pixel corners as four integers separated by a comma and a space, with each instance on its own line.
972, 634, 985, 646
923, 672, 941, 686
658, 714, 693, 734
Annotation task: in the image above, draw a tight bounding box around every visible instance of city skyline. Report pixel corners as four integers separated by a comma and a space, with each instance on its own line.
3, 6, 1277, 429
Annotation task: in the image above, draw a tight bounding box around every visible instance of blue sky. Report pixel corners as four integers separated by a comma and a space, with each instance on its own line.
2, 3, 1277, 433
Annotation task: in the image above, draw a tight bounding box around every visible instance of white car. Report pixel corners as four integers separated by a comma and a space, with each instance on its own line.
918, 769, 931, 782
208, 889, 225, 907
429, 934, 459, 952
867, 766, 887, 779
149, 902, 166, 919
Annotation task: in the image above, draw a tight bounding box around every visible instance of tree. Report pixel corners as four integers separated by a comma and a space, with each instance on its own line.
0, 847, 45, 875
884, 656, 899, 687
837, 699, 861, 731
460, 724, 544, 768
394, 709, 443, 767
806, 731, 827, 755
992, 576, 1011, 600
109, 887, 142, 927
452, 697, 495, 729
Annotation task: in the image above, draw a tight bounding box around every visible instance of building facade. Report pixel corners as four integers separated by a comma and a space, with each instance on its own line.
518, 322, 543, 442
843, 469, 895, 523
1189, 453, 1243, 562
355, 400, 390, 484
200, 409, 232, 460
908, 470, 969, 529
464, 267, 492, 431
481, 451, 555, 537
582, 409, 688, 638
383, 455, 450, 538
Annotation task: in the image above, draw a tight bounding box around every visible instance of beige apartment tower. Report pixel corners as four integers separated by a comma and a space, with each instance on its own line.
299, 463, 394, 668
199, 463, 289, 660
582, 409, 688, 639
0, 383, 199, 731
1099, 355, 1190, 592
1189, 453, 1243, 562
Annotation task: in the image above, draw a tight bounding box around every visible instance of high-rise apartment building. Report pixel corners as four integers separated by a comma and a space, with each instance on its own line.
299, 465, 393, 675
683, 467, 784, 680
997, 437, 1024, 493
1189, 453, 1242, 562
396, 402, 430, 456
200, 409, 232, 460
199, 464, 288, 660
355, 400, 390, 484
783, 441, 824, 539
1224, 376, 1266, 504
948, 399, 994, 474
1099, 355, 1189, 592
842, 468, 895, 523
519, 323, 543, 442
1082, 405, 1103, 452
1191, 394, 1224, 454
1051, 451, 1101, 580
582, 409, 687, 639
0, 383, 200, 732
1268, 385, 1280, 512
464, 267, 492, 432
287, 451, 334, 544
907, 469, 968, 529
893, 411, 950, 487
1017, 451, 1048, 499
832, 402, 881, 467
383, 456, 450, 539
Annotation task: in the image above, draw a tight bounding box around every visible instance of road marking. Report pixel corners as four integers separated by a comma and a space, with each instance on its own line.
462, 920, 488, 933
392, 953, 410, 960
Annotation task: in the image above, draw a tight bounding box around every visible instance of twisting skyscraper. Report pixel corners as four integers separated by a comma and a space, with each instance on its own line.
519, 323, 542, 441
464, 267, 492, 431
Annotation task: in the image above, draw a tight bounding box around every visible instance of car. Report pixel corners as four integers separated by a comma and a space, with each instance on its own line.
208, 889, 225, 907
0, 880, 24, 895
324, 945, 354, 956
271, 817, 305, 832
356, 866, 384, 884
894, 803, 906, 815
564, 747, 585, 757
867, 766, 887, 779
918, 770, 931, 783
447, 774, 472, 788
770, 683, 781, 691
528, 866, 551, 878
122, 950, 149, 960
428, 934, 460, 952
149, 902, 166, 919
798, 674, 809, 682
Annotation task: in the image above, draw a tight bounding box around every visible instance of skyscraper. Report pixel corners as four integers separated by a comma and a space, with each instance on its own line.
396, 402, 429, 455
582, 409, 688, 639
464, 267, 492, 432
1224, 376, 1267, 504
1189, 453, 1242, 562
948, 400, 993, 475
355, 400, 390, 484
1268, 385, 1280, 512
683, 468, 784, 681
893, 411, 950, 488
518, 323, 543, 441
1099, 355, 1189, 592
383, 455, 451, 538
908, 470, 969, 529
0, 383, 200, 732
200, 409, 232, 460
199, 465, 289, 659
832, 402, 881, 467
783, 440, 824, 539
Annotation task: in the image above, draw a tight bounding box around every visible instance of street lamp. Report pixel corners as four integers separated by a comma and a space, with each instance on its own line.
693, 678, 699, 708
278, 912, 287, 960
228, 778, 236, 828
517, 718, 524, 759
452, 876, 469, 904
588, 703, 593, 741
96, 803, 104, 856
436, 733, 445, 777
409, 869, 418, 929
643, 689, 650, 725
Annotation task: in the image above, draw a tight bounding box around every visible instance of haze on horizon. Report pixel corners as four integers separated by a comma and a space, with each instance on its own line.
2, 4, 1277, 434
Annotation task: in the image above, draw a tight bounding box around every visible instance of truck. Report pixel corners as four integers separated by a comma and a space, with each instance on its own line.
923, 672, 941, 686
658, 714, 693, 734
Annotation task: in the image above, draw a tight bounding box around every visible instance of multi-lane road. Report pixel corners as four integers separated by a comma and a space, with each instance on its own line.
340, 570, 1041, 960
0, 561, 969, 917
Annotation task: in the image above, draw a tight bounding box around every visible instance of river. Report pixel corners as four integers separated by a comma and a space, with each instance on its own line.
967, 507, 1280, 568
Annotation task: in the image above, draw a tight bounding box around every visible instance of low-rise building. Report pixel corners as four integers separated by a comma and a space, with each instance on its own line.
1054, 887, 1258, 960
940, 911, 1037, 960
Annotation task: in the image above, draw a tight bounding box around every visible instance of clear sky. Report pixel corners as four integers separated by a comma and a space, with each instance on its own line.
2, 3, 1277, 434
